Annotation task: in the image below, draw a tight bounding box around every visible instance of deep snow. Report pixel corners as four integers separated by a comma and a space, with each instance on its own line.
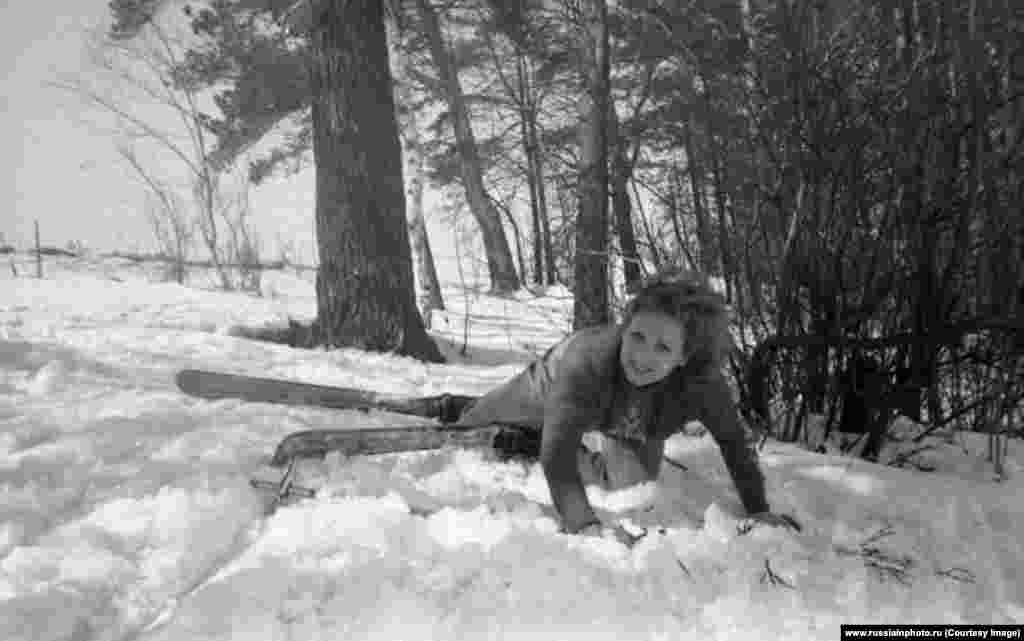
1, 253, 1021, 641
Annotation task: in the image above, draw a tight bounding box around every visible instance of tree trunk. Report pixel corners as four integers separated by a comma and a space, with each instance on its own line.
623, 182, 657, 275
526, 136, 543, 287
529, 112, 557, 285
698, 73, 734, 302
308, 0, 442, 362
513, 51, 554, 286
711, 151, 734, 302
517, 55, 544, 287
404, 125, 445, 319
414, 0, 520, 294
608, 106, 642, 292
573, 0, 611, 329
495, 197, 529, 288
683, 123, 714, 276
388, 17, 445, 320
738, 0, 765, 323
667, 178, 687, 261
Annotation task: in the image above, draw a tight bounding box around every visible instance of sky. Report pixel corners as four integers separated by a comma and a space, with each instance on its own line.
1, 1, 457, 267
4, 2, 154, 252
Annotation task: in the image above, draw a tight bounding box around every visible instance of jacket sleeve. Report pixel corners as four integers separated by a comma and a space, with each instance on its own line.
539, 353, 607, 533
680, 375, 770, 515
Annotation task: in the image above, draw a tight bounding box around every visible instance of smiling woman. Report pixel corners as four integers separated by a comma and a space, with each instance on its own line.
455, 270, 792, 544
619, 311, 687, 387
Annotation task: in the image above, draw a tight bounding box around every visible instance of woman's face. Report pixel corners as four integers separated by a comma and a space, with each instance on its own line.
619, 310, 687, 387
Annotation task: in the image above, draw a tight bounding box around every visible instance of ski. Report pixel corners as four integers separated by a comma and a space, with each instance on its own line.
174, 368, 539, 510
265, 423, 510, 466
249, 423, 539, 511
175, 368, 475, 423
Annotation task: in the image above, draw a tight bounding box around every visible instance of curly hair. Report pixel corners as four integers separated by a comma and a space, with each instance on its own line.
622, 269, 732, 370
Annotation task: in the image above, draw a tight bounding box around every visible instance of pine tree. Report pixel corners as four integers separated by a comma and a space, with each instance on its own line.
110, 0, 443, 361
298, 0, 443, 361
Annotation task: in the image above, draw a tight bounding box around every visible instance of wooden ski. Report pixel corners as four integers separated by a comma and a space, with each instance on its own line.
175, 368, 475, 423
175, 368, 538, 510
249, 423, 538, 511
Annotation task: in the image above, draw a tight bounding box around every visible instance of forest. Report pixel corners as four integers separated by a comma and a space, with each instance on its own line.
104, 0, 1023, 462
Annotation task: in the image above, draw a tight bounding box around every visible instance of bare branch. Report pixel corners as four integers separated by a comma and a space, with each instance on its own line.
47, 77, 203, 179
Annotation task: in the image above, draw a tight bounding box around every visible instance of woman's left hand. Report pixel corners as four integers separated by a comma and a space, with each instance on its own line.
745, 511, 802, 532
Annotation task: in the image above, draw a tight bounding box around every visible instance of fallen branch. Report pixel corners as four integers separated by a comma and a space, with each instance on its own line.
860, 547, 915, 585
759, 559, 794, 589
862, 525, 895, 547
935, 567, 976, 584
676, 558, 693, 581
834, 526, 915, 586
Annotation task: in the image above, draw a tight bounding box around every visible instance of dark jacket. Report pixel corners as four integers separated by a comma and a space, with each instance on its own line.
458, 325, 770, 532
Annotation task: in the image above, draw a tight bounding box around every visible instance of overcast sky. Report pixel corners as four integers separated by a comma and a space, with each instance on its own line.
2, 1, 462, 267
3, 3, 127, 249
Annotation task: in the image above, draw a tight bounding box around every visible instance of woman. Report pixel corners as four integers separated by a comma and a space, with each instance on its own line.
457, 270, 795, 544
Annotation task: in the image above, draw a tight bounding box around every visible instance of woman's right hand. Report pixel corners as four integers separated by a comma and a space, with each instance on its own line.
577, 521, 644, 547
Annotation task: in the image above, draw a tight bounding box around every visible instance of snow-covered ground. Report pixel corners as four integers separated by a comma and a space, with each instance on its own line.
1, 253, 1022, 641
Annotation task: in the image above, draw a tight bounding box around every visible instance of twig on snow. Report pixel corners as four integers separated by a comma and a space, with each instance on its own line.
676, 558, 693, 581
860, 547, 915, 585
834, 525, 915, 586
935, 567, 976, 584
759, 559, 794, 589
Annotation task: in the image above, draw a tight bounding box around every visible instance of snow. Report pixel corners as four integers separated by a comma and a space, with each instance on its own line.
1, 253, 1022, 641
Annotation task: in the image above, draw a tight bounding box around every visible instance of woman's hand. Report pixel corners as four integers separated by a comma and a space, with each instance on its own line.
744, 511, 802, 532
577, 521, 645, 547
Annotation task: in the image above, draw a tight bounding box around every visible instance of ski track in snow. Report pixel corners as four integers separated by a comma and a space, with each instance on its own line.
0, 257, 1021, 641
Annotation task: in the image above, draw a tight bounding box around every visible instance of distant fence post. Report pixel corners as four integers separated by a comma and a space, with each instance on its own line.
35, 220, 42, 278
